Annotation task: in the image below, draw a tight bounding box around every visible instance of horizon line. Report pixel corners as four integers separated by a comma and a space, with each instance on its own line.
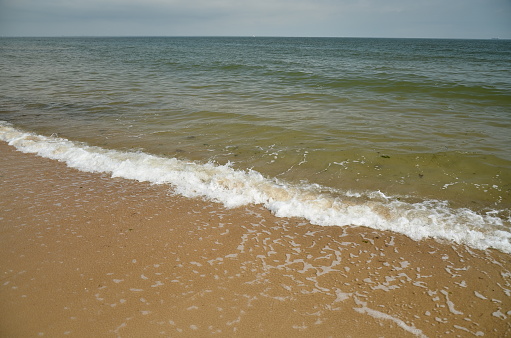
1, 35, 509, 40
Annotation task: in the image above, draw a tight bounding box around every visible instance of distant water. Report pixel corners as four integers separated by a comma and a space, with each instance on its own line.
1, 37, 510, 252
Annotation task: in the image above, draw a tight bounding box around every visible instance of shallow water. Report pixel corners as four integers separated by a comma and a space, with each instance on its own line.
1, 37, 510, 251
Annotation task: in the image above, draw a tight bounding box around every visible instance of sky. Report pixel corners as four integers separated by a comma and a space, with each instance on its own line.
0, 0, 510, 39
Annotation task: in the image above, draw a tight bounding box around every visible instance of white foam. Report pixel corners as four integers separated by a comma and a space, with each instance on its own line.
1, 122, 510, 254
353, 297, 427, 337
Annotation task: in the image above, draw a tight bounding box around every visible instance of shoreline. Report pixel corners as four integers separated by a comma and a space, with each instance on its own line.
1, 141, 510, 337
2, 122, 509, 254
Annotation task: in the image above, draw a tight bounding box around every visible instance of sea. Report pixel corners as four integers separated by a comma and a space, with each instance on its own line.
1, 37, 510, 253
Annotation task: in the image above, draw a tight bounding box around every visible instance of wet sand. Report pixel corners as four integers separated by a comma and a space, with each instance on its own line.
1, 142, 510, 337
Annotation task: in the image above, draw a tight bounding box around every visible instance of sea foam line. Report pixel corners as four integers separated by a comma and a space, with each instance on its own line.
1, 121, 510, 254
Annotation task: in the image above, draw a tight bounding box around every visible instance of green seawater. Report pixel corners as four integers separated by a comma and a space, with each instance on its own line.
1, 37, 510, 216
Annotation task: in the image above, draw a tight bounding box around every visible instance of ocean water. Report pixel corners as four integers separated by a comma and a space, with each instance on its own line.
1, 37, 510, 252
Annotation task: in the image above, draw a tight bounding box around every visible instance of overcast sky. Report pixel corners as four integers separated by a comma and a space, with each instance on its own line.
0, 0, 510, 39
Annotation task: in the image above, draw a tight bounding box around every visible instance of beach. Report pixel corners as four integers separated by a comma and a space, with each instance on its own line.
1, 142, 510, 337
1, 36, 510, 337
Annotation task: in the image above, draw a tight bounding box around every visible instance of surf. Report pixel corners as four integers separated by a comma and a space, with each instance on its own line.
1, 121, 510, 254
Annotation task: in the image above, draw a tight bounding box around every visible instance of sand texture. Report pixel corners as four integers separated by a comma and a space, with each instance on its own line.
1, 142, 510, 337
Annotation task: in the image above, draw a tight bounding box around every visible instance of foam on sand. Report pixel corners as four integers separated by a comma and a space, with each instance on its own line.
1, 140, 510, 337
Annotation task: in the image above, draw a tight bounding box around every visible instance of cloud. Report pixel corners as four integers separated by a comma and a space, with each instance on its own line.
0, 0, 510, 38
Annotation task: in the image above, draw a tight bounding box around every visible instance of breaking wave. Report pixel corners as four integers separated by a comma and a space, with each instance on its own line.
1, 121, 510, 253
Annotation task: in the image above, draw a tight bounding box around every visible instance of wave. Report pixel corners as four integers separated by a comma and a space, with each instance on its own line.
1, 121, 510, 254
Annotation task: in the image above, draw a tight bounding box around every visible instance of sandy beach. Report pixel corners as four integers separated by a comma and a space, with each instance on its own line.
1, 141, 510, 337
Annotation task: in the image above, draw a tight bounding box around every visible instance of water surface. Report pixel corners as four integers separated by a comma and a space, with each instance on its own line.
1, 37, 510, 251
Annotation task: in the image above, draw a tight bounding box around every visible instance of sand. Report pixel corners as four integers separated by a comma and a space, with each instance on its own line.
1, 142, 510, 337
